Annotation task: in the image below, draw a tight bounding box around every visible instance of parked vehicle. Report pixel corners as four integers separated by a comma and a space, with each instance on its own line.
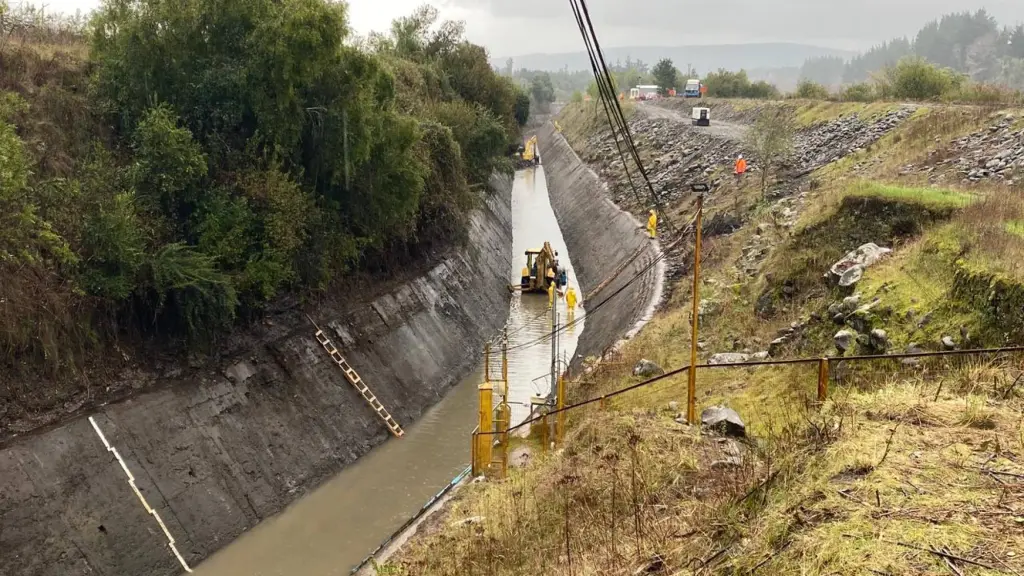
684, 78, 702, 98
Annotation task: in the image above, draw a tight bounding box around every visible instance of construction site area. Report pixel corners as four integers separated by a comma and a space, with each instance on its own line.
2, 0, 1024, 575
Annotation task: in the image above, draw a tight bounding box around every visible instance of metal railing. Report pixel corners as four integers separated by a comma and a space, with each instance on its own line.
472, 345, 1024, 479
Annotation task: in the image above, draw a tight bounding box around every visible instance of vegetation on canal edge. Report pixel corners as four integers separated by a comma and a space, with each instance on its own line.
0, 1, 527, 384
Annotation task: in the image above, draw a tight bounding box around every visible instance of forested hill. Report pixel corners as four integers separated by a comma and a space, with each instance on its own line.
0, 1, 528, 375
800, 10, 1024, 88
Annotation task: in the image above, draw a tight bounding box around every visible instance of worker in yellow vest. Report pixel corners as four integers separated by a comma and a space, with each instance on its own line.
566, 286, 578, 310
547, 279, 556, 307
647, 209, 658, 239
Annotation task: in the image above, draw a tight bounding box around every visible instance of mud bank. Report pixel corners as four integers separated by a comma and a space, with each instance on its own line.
536, 123, 665, 370
0, 177, 513, 576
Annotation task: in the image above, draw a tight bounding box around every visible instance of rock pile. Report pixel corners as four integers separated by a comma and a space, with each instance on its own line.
911, 115, 1024, 184
795, 108, 915, 169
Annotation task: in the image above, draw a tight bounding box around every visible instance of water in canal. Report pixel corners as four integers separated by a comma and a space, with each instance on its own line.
192, 166, 583, 575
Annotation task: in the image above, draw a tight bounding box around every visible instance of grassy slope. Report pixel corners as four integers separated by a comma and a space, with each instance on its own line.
386, 100, 1024, 575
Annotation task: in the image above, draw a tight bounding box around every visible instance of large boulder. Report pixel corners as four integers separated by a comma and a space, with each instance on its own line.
828, 243, 892, 286
834, 329, 857, 352
701, 406, 746, 437
633, 359, 665, 378
869, 328, 889, 351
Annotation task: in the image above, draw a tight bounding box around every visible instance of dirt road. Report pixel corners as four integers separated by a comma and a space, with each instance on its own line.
638, 101, 748, 141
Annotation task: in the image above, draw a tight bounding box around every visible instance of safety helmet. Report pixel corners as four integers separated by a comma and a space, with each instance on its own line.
738, 154, 744, 159
649, 209, 656, 215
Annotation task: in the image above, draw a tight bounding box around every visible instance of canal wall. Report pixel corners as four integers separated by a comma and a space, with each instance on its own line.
0, 177, 514, 576
537, 123, 665, 369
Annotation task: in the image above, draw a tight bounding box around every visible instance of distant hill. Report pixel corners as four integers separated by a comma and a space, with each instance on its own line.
493, 43, 855, 74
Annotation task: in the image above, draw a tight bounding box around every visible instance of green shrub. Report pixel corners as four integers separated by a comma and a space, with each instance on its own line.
427, 100, 507, 184
795, 80, 830, 100
840, 83, 877, 102
703, 69, 780, 99
876, 57, 965, 100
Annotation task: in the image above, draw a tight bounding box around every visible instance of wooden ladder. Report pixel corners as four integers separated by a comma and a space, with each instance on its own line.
313, 327, 405, 438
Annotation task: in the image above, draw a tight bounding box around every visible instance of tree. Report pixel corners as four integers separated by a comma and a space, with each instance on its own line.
514, 90, 531, 126
745, 105, 795, 197
651, 58, 678, 96
530, 72, 556, 112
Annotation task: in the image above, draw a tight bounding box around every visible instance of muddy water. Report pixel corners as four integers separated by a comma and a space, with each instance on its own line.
191, 166, 582, 575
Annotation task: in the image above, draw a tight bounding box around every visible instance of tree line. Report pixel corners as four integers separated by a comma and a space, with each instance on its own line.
0, 0, 528, 372
801, 10, 1024, 89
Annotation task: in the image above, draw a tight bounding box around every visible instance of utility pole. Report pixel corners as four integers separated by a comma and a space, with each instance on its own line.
687, 184, 709, 425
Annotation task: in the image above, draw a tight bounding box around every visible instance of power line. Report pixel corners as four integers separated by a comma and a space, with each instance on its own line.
567, 0, 675, 233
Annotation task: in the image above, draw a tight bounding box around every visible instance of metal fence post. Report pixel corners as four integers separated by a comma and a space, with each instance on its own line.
687, 193, 705, 425
817, 358, 829, 402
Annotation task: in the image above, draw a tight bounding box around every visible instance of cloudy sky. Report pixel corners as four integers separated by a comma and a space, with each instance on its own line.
25, 0, 1024, 57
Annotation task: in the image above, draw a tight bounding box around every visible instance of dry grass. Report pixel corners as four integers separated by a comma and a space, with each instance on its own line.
392, 408, 775, 576
955, 192, 1024, 281
729, 377, 1024, 575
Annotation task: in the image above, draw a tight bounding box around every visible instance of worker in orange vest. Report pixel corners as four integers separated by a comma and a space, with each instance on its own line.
734, 154, 747, 176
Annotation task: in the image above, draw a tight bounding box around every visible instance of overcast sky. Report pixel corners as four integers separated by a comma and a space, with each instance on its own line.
24, 0, 1024, 57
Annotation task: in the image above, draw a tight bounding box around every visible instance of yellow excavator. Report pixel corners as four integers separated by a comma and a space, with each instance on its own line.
510, 242, 567, 294
514, 135, 540, 169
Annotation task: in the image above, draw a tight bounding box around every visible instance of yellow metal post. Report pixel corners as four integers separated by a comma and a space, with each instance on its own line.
687, 193, 705, 425
555, 375, 566, 445
817, 358, 829, 402
476, 383, 493, 476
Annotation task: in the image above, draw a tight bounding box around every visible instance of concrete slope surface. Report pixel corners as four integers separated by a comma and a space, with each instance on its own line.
0, 177, 514, 576
537, 123, 665, 369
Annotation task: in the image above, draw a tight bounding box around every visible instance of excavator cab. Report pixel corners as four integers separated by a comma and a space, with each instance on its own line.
515, 136, 540, 169
511, 242, 563, 293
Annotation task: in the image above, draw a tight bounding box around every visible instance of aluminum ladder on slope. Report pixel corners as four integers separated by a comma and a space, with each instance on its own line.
313, 327, 405, 438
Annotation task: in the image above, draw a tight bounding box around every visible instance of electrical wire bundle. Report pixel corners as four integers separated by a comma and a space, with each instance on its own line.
567, 0, 675, 234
